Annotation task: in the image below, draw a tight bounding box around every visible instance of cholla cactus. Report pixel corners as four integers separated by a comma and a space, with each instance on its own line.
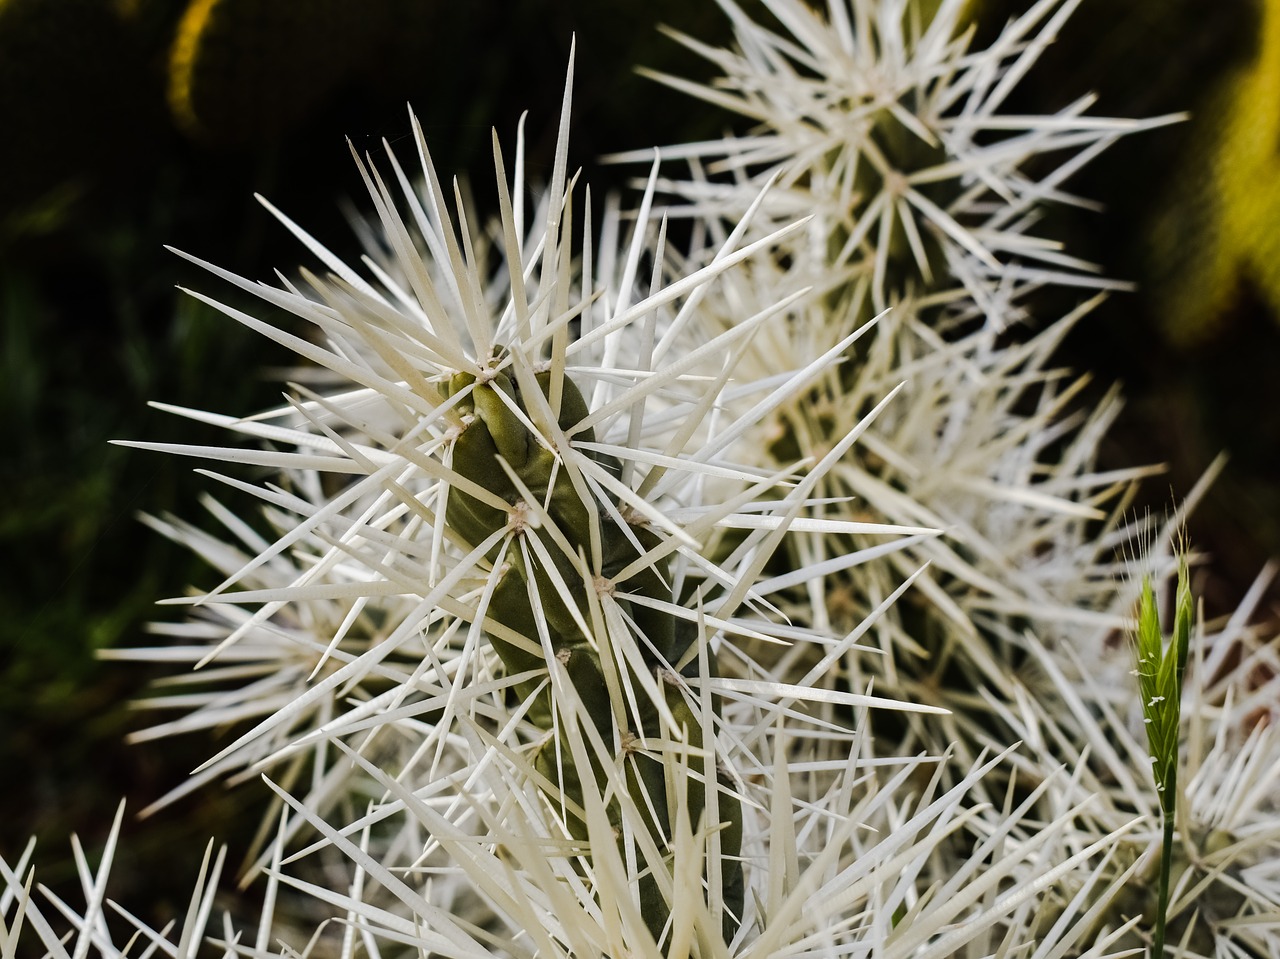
636, 6, 1280, 954
617, 0, 1179, 322
622, 0, 1178, 756
6, 3, 1280, 958
104, 51, 968, 951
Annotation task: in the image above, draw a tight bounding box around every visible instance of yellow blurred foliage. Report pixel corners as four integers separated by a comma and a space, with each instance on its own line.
1148, 0, 1280, 344
166, 0, 389, 143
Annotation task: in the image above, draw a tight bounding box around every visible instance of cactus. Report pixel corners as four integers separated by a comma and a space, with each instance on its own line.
6, 3, 1280, 958
439, 359, 744, 941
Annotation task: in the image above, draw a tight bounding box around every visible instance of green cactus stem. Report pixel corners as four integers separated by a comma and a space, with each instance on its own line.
440, 358, 744, 943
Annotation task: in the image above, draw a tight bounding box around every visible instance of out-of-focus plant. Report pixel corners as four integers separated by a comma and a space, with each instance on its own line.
1145, 0, 1280, 345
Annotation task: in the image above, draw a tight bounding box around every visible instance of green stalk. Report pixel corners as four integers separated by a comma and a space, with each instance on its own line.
1131, 553, 1192, 958
1153, 809, 1174, 957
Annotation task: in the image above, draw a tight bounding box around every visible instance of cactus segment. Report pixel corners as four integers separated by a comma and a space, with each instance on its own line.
441, 359, 744, 942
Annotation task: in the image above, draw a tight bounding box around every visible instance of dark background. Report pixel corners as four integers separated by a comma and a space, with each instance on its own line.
2, 0, 1275, 929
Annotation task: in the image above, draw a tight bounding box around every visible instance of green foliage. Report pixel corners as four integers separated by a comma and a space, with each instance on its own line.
1132, 555, 1191, 818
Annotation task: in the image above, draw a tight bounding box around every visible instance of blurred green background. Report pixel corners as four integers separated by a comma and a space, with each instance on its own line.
2, 0, 1277, 927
